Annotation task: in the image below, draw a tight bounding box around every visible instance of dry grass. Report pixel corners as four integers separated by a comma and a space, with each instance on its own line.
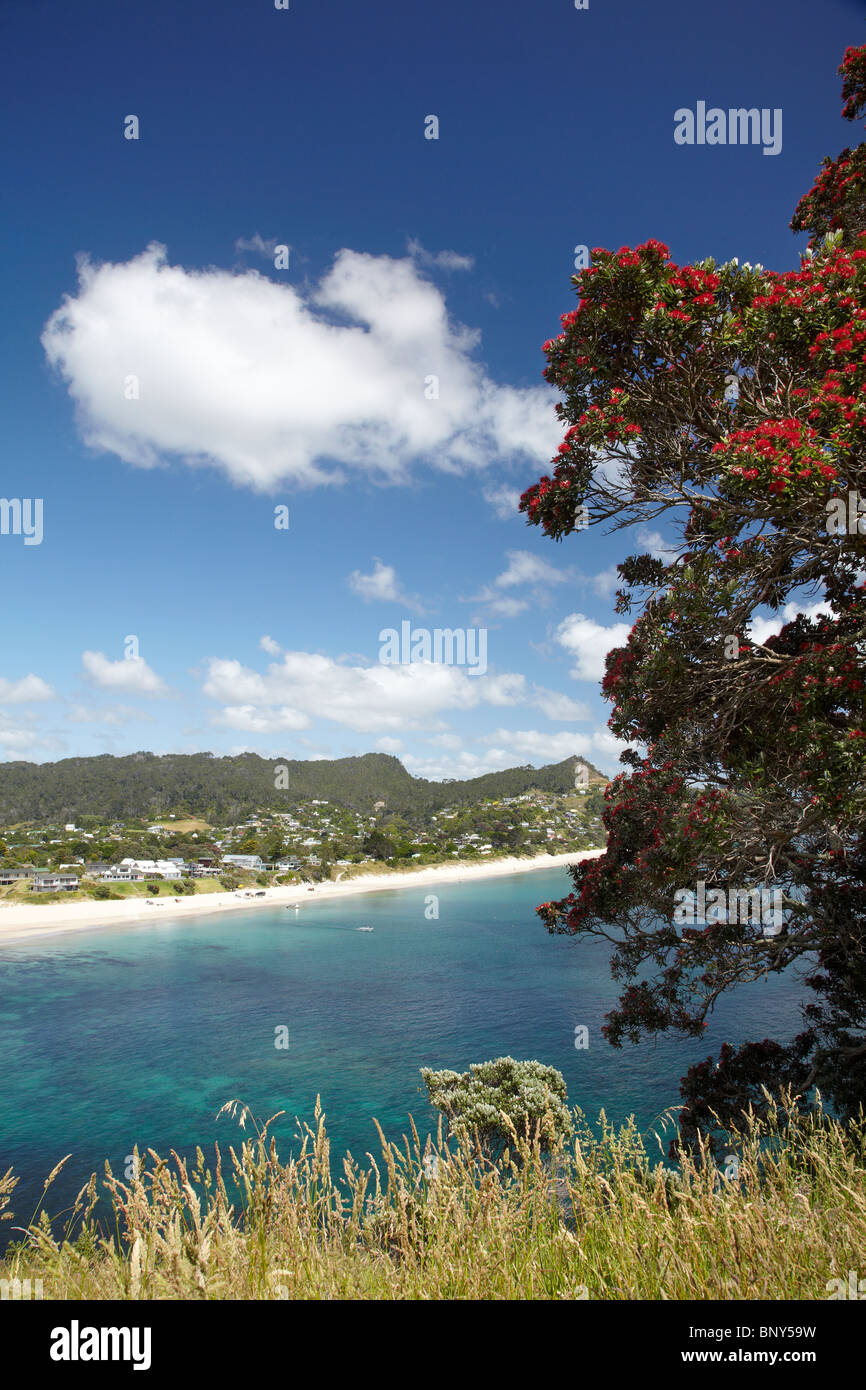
0, 1094, 862, 1300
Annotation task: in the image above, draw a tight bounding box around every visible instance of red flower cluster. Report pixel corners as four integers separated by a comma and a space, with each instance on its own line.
840, 43, 866, 124
714, 418, 837, 495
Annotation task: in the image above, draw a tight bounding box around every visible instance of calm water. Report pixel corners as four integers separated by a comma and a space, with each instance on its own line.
0, 868, 808, 1240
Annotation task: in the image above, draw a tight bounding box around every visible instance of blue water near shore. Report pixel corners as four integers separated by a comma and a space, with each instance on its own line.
0, 867, 808, 1241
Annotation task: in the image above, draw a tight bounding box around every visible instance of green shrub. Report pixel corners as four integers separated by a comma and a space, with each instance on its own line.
421, 1056, 573, 1154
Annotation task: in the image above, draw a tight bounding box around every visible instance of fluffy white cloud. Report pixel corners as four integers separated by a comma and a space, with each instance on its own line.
211, 705, 310, 734
468, 549, 570, 619
493, 550, 568, 589
81, 651, 168, 695
201, 651, 589, 735
0, 674, 55, 703
532, 688, 590, 720
404, 724, 626, 780
554, 613, 631, 681
42, 243, 560, 492
347, 558, 419, 607
479, 727, 623, 764
375, 736, 404, 752
749, 600, 833, 647
402, 749, 514, 779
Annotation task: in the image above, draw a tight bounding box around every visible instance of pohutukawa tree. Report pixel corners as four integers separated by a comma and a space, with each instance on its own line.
521, 43, 866, 1155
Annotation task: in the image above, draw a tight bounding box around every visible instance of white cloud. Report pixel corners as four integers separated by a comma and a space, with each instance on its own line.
636, 526, 678, 561
426, 733, 463, 750
531, 688, 590, 720
81, 650, 168, 695
42, 243, 559, 492
588, 564, 622, 599
0, 674, 55, 703
492, 550, 569, 589
593, 453, 629, 488
375, 736, 404, 752
402, 749, 514, 779
468, 549, 570, 619
259, 635, 282, 656
403, 724, 625, 781
68, 704, 151, 725
749, 600, 833, 647
590, 727, 634, 764
235, 234, 283, 259
480, 596, 530, 619
479, 728, 596, 762
0, 712, 65, 758
554, 613, 631, 681
407, 239, 475, 272
211, 705, 311, 734
483, 484, 522, 520
201, 651, 588, 735
347, 558, 417, 606
487, 725, 629, 769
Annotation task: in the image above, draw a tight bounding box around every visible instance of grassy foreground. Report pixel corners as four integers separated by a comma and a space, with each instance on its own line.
1, 1095, 863, 1300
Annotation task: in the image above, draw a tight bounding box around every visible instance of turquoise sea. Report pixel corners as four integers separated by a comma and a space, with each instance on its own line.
0, 867, 808, 1241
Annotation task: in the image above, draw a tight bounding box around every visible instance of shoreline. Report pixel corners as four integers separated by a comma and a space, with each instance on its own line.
0, 850, 605, 946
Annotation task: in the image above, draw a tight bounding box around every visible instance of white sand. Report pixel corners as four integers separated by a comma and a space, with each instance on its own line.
0, 850, 604, 946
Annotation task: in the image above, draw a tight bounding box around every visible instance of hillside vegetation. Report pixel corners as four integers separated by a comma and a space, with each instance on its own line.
0, 751, 605, 826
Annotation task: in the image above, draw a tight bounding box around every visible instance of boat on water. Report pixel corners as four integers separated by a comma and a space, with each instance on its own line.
357, 925, 374, 932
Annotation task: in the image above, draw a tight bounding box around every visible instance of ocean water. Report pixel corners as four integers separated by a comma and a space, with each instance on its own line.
0, 867, 808, 1240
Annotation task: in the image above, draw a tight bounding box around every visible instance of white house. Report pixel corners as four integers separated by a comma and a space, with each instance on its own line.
120, 858, 182, 879
32, 873, 79, 893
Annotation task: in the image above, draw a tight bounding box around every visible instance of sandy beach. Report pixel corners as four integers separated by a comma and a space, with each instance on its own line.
0, 850, 604, 946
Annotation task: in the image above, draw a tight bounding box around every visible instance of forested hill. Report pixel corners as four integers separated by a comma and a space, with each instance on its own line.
0, 751, 607, 825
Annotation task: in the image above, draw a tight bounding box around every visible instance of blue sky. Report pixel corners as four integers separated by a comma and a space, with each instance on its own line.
0, 0, 860, 780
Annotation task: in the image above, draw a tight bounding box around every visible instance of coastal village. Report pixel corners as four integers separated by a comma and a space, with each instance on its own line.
0, 762, 607, 903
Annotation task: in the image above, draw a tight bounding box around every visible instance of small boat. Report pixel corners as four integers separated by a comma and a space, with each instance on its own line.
357, 925, 374, 932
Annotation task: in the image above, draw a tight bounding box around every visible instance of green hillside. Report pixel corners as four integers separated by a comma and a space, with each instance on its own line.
0, 750, 608, 825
